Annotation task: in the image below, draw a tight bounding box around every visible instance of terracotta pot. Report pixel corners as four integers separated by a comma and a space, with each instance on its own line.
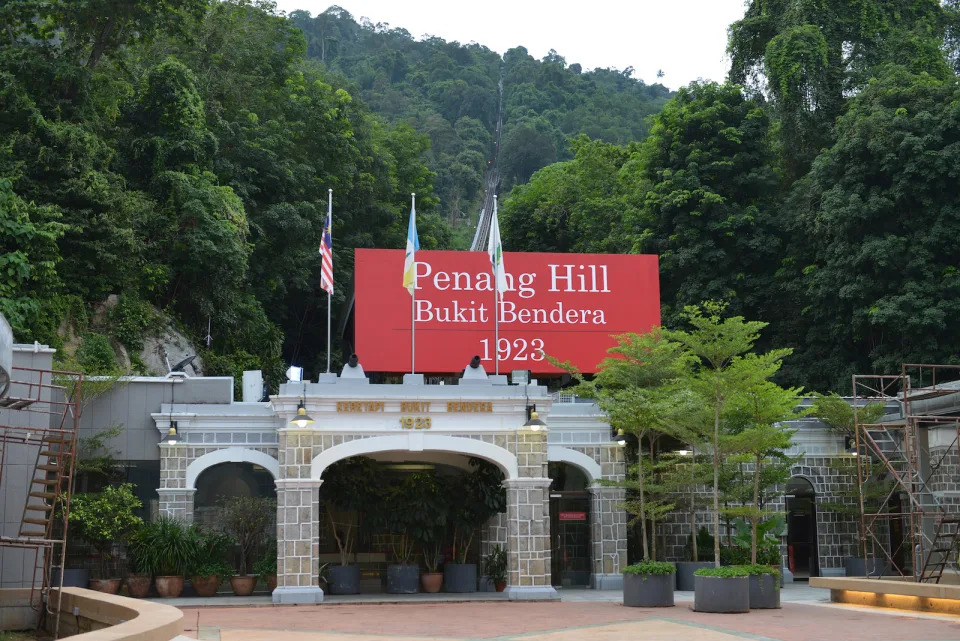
230, 575, 257, 596
266, 574, 278, 593
89, 578, 121, 594
192, 575, 222, 597
421, 572, 443, 593
495, 582, 507, 592
155, 576, 185, 598
125, 575, 152, 598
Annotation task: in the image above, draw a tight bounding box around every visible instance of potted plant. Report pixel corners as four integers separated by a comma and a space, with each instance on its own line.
187, 528, 234, 598
446, 459, 506, 593
420, 538, 444, 593
128, 516, 194, 598
379, 472, 441, 594
743, 564, 780, 609
483, 545, 508, 592
622, 561, 675, 607
319, 457, 380, 594
67, 483, 143, 594
254, 540, 278, 593
676, 528, 715, 590
220, 496, 274, 596
693, 566, 750, 613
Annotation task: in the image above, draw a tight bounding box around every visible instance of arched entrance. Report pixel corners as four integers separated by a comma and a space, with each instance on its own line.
786, 476, 818, 579
194, 462, 277, 529
548, 462, 591, 587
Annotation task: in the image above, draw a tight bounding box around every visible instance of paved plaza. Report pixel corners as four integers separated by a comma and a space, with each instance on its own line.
176, 585, 960, 641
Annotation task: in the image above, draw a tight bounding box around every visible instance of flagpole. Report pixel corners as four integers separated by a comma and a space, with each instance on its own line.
494, 195, 499, 376
326, 188, 333, 374
411, 192, 416, 375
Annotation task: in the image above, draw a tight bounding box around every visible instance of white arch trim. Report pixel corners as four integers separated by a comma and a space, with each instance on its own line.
311, 433, 518, 480
547, 446, 602, 483
186, 447, 280, 489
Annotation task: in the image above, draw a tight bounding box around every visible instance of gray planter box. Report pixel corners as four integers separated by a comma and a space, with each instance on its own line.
327, 565, 361, 595
844, 557, 883, 577
693, 575, 750, 613
748, 573, 780, 609
623, 573, 674, 607
386, 564, 419, 594
444, 563, 477, 593
675, 562, 713, 590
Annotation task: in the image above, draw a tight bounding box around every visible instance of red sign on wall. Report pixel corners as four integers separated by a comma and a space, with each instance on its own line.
354, 249, 660, 374
559, 512, 587, 521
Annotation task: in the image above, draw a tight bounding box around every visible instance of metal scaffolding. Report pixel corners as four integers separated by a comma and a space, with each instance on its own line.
0, 365, 83, 638
852, 364, 960, 583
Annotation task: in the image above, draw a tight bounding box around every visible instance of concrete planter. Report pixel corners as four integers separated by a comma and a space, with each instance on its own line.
623, 573, 674, 607
444, 563, 477, 593
748, 573, 780, 609
327, 565, 361, 595
844, 557, 883, 577
675, 562, 713, 590
265, 574, 278, 593
693, 575, 749, 613
386, 564, 419, 594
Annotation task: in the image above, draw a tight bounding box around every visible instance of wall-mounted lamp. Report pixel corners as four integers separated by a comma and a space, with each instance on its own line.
523, 406, 546, 431
161, 422, 179, 445
616, 428, 626, 447
290, 400, 314, 428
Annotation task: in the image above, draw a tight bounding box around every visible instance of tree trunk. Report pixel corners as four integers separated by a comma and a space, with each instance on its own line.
649, 440, 657, 560
752, 455, 761, 564
691, 446, 698, 562
712, 403, 721, 567
638, 445, 649, 560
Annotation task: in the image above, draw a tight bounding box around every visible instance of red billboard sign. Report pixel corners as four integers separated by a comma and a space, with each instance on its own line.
559, 511, 587, 521
354, 249, 660, 374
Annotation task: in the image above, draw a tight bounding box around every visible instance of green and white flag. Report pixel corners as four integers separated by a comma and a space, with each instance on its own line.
487, 196, 508, 294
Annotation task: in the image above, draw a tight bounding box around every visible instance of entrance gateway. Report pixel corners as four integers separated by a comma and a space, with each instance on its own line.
156, 363, 627, 604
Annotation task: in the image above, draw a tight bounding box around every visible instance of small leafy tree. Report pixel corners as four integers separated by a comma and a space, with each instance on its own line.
448, 459, 506, 564
319, 457, 381, 566
552, 329, 692, 560
726, 374, 807, 563
220, 496, 274, 575
68, 483, 143, 579
667, 302, 792, 567
659, 449, 712, 561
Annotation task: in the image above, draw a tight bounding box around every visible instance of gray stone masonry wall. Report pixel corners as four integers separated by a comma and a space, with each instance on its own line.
274, 430, 321, 595
658, 455, 862, 573
926, 445, 959, 569
504, 478, 551, 587
157, 443, 278, 521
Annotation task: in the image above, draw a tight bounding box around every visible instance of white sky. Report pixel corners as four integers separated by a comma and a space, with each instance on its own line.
272, 0, 750, 90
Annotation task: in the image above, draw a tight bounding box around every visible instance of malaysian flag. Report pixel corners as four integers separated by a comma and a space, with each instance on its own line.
320, 190, 334, 295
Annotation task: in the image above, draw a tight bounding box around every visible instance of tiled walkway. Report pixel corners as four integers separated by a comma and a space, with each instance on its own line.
175, 585, 960, 641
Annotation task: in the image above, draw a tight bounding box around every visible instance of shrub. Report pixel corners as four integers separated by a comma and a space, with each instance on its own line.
740, 563, 781, 578
623, 561, 676, 575
75, 332, 117, 374
129, 516, 194, 577
68, 483, 143, 579
109, 295, 154, 351
694, 566, 751, 578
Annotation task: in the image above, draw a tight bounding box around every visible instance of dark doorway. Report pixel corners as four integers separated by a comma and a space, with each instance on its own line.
786, 476, 818, 579
548, 462, 591, 587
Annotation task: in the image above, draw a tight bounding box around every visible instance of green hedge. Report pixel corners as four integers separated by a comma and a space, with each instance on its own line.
623, 561, 676, 576
694, 566, 750, 578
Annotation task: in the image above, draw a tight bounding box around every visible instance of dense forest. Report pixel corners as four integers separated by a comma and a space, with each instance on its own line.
2, 0, 960, 392
290, 7, 671, 244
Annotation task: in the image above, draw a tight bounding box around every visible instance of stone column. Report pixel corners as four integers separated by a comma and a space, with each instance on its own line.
503, 476, 557, 600
588, 485, 626, 589
158, 442, 193, 522
272, 428, 323, 604
480, 512, 509, 590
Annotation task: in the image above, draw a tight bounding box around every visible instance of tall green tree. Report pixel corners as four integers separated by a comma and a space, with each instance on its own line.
627, 82, 781, 328
667, 302, 792, 566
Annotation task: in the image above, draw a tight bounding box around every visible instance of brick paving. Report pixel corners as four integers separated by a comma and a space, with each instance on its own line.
179, 599, 960, 641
